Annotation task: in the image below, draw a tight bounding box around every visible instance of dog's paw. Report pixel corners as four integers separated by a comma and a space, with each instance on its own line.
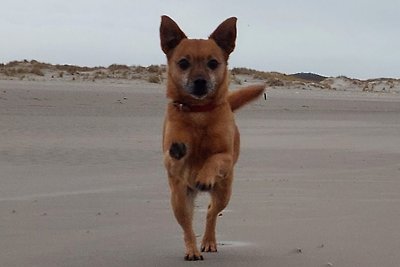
184, 250, 204, 261
169, 142, 186, 160
195, 174, 215, 191
201, 239, 218, 253
195, 181, 213, 191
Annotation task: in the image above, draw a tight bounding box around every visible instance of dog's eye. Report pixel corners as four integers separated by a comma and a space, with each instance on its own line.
207, 59, 219, 70
177, 59, 190, 70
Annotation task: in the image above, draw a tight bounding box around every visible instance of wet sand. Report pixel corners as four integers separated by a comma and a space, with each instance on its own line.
1, 80, 400, 267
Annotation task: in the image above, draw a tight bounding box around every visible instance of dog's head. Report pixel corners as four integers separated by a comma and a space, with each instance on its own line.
160, 16, 237, 102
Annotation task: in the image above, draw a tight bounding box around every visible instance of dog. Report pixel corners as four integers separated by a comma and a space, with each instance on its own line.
160, 15, 265, 261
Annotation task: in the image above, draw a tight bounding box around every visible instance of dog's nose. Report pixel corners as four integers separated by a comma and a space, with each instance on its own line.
192, 78, 208, 97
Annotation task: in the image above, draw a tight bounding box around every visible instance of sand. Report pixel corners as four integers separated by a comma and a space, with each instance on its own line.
1, 79, 400, 267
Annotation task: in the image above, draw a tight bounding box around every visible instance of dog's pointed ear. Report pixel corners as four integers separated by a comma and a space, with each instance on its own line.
160, 15, 187, 57
209, 17, 237, 58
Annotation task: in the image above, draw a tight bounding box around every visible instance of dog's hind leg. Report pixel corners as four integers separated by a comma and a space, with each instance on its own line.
201, 175, 233, 252
169, 179, 203, 261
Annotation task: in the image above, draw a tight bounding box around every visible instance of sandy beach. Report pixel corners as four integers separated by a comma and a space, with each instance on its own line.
1, 79, 400, 267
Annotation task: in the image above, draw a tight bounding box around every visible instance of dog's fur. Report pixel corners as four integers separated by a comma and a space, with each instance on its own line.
160, 15, 265, 261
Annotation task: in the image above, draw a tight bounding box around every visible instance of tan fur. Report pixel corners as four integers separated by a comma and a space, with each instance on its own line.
160, 15, 265, 261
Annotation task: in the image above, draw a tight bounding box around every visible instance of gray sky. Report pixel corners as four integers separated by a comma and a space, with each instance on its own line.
1, 0, 399, 79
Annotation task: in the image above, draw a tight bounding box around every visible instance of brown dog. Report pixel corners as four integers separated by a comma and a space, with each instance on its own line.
160, 15, 265, 261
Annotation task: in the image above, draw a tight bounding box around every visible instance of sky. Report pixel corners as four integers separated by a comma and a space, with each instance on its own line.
1, 0, 399, 79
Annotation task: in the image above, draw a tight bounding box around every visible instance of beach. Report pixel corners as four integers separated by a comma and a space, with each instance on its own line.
1, 79, 400, 267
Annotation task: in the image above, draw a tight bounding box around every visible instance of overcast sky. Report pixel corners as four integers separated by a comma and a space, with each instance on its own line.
1, 0, 399, 79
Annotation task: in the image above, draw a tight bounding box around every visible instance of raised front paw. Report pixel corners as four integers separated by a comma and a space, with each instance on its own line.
195, 174, 215, 191
169, 142, 186, 160
195, 180, 214, 191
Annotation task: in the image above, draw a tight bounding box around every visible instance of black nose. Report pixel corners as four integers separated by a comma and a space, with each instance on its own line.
192, 78, 208, 97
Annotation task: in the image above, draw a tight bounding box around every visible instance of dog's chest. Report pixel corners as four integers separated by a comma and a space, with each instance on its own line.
191, 127, 216, 156
188, 119, 234, 163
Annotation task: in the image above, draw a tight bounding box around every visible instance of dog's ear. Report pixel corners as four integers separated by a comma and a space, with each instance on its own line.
160, 15, 187, 57
209, 17, 237, 58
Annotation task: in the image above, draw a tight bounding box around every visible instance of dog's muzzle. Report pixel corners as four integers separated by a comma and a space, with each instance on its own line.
191, 78, 208, 98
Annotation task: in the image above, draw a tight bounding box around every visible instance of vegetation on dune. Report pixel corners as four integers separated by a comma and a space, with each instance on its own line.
0, 60, 166, 82
0, 60, 399, 93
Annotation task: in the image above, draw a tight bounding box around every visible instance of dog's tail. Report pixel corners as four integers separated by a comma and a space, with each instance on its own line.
228, 84, 265, 112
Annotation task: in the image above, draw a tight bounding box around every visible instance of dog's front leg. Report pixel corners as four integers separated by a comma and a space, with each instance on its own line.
165, 141, 203, 261
195, 153, 233, 191
169, 179, 203, 261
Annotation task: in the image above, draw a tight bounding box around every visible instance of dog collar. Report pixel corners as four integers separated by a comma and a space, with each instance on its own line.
172, 101, 217, 113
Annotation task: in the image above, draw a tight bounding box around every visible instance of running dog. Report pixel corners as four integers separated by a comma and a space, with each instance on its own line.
160, 15, 265, 261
